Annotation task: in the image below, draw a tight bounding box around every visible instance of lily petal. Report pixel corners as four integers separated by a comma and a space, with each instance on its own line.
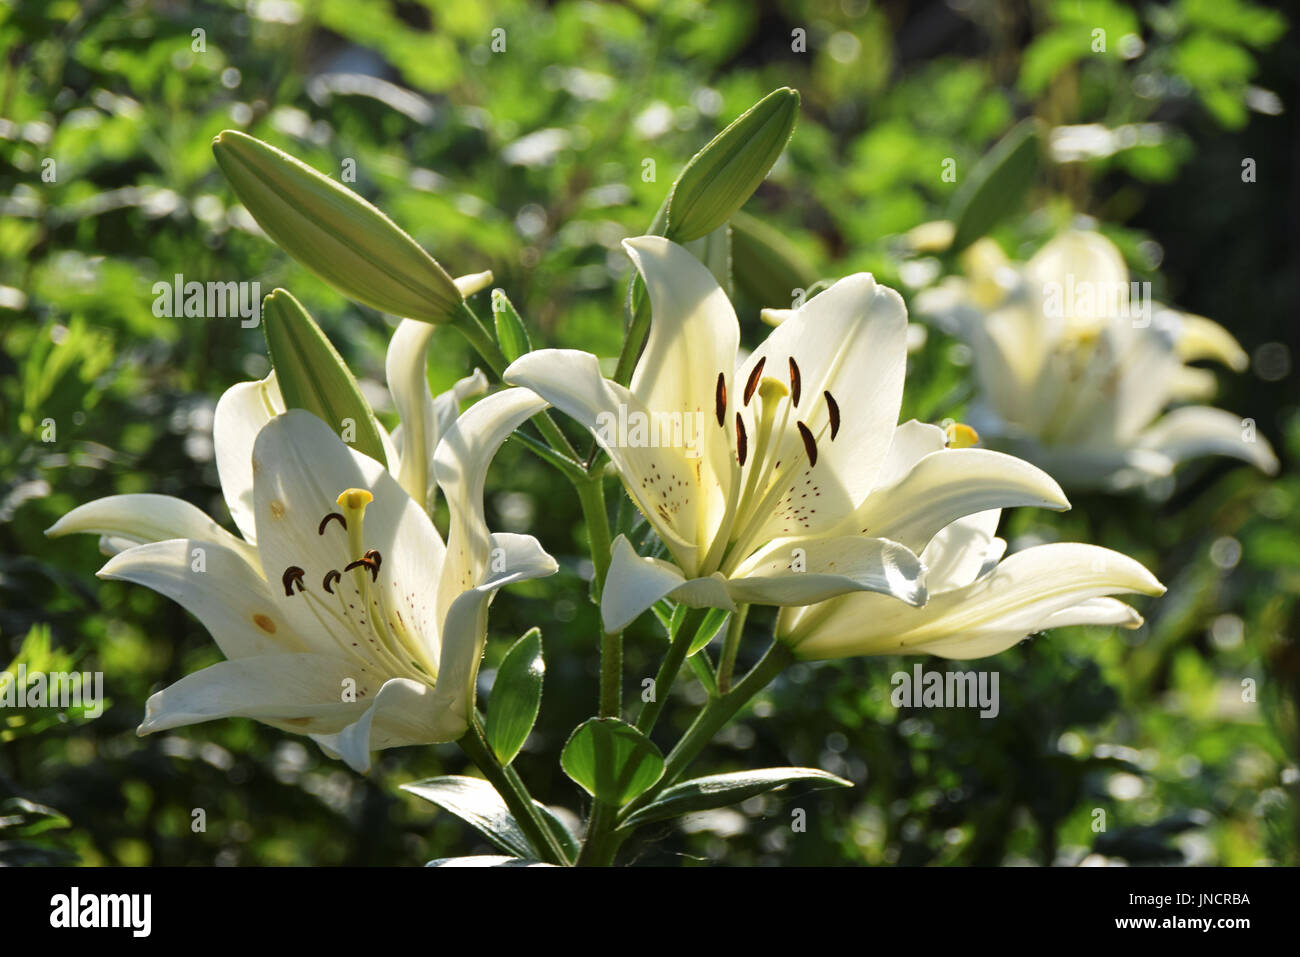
1175, 313, 1249, 371
46, 493, 259, 570
739, 273, 909, 531
783, 543, 1164, 661
252, 410, 445, 661
873, 420, 948, 490
98, 538, 304, 659
213, 372, 284, 543
852, 447, 1068, 553
505, 349, 705, 572
601, 535, 733, 633
312, 676, 460, 773
432, 387, 551, 629
726, 535, 926, 607
387, 318, 439, 507
920, 510, 1003, 591
1138, 406, 1279, 475
138, 653, 365, 736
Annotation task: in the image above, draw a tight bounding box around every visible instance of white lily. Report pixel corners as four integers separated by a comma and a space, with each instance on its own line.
777, 505, 1165, 661
48, 374, 552, 771
506, 236, 1071, 632
917, 230, 1278, 490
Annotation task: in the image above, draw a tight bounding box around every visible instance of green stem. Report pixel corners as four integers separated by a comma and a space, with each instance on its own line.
617, 642, 793, 826
575, 799, 619, 866
458, 714, 570, 866
453, 304, 580, 463
611, 291, 650, 387
635, 607, 703, 735
716, 603, 749, 693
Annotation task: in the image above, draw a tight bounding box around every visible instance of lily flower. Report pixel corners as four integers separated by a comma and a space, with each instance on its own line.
506, 236, 1071, 632
48, 378, 553, 772
777, 497, 1166, 661
917, 230, 1278, 490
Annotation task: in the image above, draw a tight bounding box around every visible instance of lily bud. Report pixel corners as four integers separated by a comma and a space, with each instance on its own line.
666, 87, 799, 243
213, 130, 464, 323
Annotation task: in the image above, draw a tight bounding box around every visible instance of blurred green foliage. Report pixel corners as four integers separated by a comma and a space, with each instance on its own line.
1, 0, 1295, 865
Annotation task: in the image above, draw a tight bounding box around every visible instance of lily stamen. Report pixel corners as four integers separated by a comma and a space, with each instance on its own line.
318, 512, 346, 535
282, 565, 305, 596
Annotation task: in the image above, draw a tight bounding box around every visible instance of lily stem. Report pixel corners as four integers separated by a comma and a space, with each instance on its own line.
716, 603, 750, 693
635, 607, 704, 735
618, 641, 793, 826
458, 713, 570, 866
453, 304, 580, 463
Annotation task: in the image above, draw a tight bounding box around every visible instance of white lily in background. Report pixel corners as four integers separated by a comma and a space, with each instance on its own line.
47, 380, 553, 772
777, 500, 1165, 661
506, 236, 1073, 632
917, 230, 1278, 490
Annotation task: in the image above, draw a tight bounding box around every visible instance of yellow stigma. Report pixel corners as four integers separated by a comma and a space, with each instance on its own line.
337, 488, 373, 511
945, 422, 980, 449
756, 376, 789, 404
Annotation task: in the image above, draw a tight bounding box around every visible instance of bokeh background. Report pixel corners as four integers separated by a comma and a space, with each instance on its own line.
2, 0, 1297, 865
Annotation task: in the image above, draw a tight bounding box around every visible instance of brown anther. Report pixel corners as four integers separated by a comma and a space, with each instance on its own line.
743, 356, 766, 406
345, 556, 381, 583
788, 357, 802, 407
735, 413, 748, 467
715, 372, 727, 427
322, 569, 342, 594
796, 421, 818, 467
824, 390, 841, 440
318, 512, 347, 535
363, 549, 383, 573
281, 566, 305, 597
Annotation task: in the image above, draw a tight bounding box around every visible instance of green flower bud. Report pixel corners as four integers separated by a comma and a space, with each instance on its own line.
261, 288, 388, 464
666, 87, 800, 243
213, 130, 463, 323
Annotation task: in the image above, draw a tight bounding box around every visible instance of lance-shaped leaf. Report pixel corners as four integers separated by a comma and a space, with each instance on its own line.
490, 289, 532, 363
947, 119, 1040, 254
561, 717, 664, 806
261, 288, 387, 463
687, 606, 730, 656
214, 130, 463, 323
665, 87, 800, 243
621, 767, 852, 828
486, 627, 544, 765
402, 776, 535, 859
730, 209, 819, 312
425, 856, 553, 867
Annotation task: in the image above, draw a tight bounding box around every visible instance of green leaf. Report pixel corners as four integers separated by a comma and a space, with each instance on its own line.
688, 607, 731, 656
730, 208, 819, 310
947, 119, 1040, 255
621, 768, 852, 828
560, 718, 664, 805
487, 627, 544, 765
666, 87, 800, 242
261, 288, 387, 463
490, 289, 532, 363
401, 775, 532, 859
425, 855, 552, 867
0, 798, 71, 838
534, 802, 580, 864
